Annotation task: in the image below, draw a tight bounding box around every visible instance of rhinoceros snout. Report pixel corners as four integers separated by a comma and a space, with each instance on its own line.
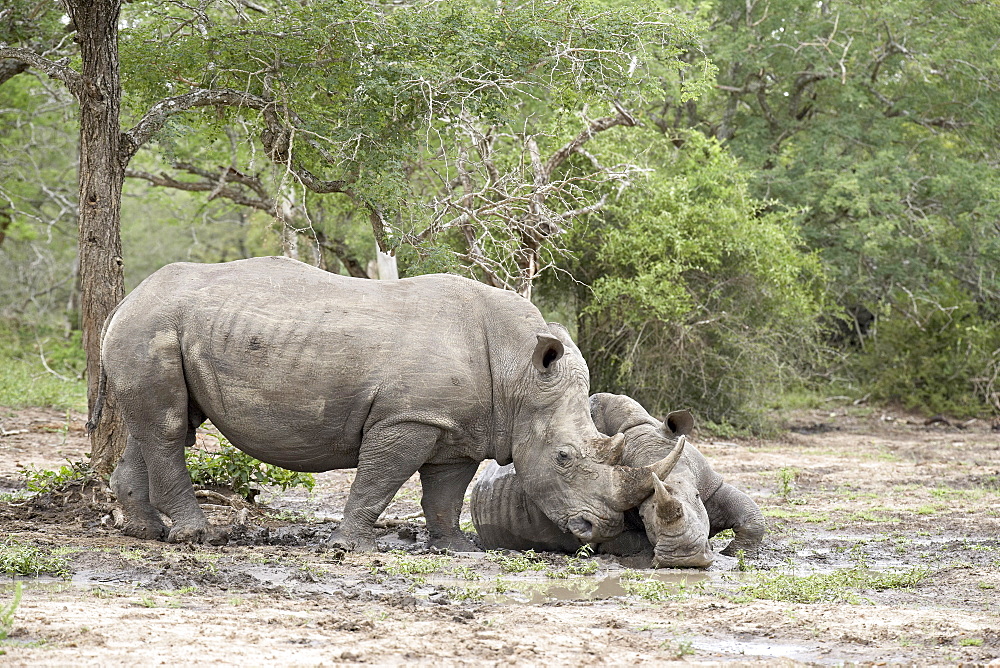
652, 542, 715, 569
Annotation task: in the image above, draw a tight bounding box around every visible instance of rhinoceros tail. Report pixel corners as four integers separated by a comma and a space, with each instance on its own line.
85, 365, 107, 435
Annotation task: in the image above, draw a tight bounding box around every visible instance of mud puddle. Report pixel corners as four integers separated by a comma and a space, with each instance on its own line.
422, 571, 712, 604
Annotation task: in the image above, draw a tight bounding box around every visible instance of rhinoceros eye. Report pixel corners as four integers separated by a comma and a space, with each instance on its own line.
555, 450, 572, 466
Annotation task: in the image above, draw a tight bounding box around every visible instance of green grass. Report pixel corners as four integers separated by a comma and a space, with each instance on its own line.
374, 553, 450, 580
763, 507, 830, 523
0, 583, 23, 641
0, 324, 86, 410
0, 539, 72, 578
732, 565, 929, 604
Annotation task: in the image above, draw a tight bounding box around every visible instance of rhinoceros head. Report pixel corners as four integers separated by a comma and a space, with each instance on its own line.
508, 324, 683, 544
639, 436, 714, 568
631, 414, 714, 568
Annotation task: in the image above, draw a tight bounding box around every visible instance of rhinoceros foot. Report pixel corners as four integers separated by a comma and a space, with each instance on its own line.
122, 520, 167, 541
167, 523, 228, 545
428, 533, 479, 553
325, 527, 378, 552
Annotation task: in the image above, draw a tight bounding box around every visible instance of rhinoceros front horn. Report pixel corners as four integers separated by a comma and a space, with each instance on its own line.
609, 435, 687, 511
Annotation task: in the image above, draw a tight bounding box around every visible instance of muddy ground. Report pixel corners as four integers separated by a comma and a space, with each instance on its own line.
1, 406, 998, 666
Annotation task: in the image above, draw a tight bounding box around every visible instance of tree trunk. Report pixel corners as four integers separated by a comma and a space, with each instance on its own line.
66, 0, 127, 476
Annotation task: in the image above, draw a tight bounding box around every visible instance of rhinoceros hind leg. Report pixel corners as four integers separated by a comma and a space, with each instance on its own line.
325, 529, 378, 553
419, 461, 480, 552
167, 523, 228, 545
111, 435, 169, 541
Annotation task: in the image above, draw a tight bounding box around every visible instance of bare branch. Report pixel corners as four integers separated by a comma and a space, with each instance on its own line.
543, 103, 639, 178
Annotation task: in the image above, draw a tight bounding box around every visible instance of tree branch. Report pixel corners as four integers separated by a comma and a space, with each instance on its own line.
0, 46, 82, 95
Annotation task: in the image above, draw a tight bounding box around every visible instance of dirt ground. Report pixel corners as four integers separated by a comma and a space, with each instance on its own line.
1, 405, 999, 666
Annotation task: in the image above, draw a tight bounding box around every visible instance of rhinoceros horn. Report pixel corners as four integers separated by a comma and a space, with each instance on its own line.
592, 433, 626, 464
608, 435, 687, 511
652, 472, 684, 523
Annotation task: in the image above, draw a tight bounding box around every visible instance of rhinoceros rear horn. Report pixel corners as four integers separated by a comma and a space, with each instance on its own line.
532, 333, 565, 371
594, 433, 625, 464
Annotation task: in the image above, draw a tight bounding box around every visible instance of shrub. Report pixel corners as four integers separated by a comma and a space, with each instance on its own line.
186, 436, 315, 501
553, 130, 824, 432
855, 285, 1000, 417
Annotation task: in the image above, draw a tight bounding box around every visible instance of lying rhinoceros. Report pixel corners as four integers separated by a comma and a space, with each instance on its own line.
590, 392, 766, 564
470, 392, 766, 567
90, 257, 676, 551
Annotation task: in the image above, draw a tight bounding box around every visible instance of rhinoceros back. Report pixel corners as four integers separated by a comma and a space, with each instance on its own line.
101, 257, 535, 471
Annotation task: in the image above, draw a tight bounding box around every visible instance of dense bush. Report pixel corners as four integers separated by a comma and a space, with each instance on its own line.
551, 130, 823, 432
856, 286, 1000, 417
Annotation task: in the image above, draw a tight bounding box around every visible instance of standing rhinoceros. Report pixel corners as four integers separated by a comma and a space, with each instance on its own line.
90, 257, 675, 551
470, 392, 766, 567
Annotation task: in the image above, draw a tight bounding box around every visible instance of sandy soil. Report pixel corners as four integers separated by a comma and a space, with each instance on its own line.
1, 406, 999, 666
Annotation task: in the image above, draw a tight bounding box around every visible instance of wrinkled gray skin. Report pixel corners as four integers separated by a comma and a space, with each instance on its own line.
471, 393, 766, 568
95, 257, 667, 551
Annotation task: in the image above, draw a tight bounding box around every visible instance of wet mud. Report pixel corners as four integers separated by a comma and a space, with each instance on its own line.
1, 406, 999, 665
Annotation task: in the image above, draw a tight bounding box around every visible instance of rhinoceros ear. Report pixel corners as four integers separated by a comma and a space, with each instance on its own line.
532, 333, 565, 371
662, 410, 695, 437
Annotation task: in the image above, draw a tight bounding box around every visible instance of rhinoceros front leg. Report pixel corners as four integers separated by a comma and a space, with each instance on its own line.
110, 435, 168, 540
419, 461, 479, 552
705, 483, 767, 557
327, 423, 440, 552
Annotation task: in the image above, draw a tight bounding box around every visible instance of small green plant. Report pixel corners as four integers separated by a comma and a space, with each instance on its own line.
661, 638, 695, 658
119, 546, 147, 562
563, 556, 599, 576
486, 550, 548, 573
775, 467, 798, 500
0, 583, 23, 640
135, 595, 158, 608
959, 638, 983, 647
375, 554, 449, 580
185, 435, 315, 501
0, 540, 71, 578
445, 586, 485, 602
449, 565, 480, 581
22, 460, 94, 494
977, 582, 996, 590
623, 578, 676, 601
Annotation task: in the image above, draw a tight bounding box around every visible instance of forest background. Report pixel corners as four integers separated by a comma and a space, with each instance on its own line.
2, 0, 998, 451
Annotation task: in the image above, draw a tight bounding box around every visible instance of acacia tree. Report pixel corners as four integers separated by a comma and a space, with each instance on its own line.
2, 0, 129, 470
2, 0, 706, 471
